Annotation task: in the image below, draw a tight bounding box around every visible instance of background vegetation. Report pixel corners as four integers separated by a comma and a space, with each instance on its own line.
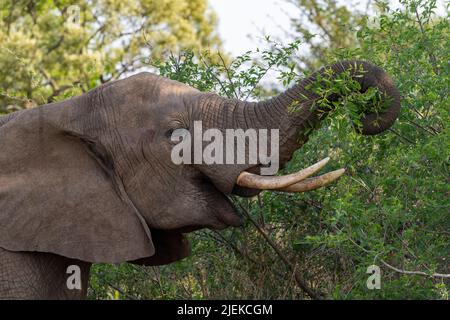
1, 0, 448, 299
0, 0, 220, 108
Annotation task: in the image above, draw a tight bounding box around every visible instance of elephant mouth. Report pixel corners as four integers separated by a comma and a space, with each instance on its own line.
184, 172, 245, 230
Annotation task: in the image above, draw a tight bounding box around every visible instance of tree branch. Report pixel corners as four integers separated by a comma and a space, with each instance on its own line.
380, 260, 450, 279
388, 128, 416, 144
414, 6, 439, 76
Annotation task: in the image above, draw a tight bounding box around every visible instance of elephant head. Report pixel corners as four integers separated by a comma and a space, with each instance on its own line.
0, 60, 400, 266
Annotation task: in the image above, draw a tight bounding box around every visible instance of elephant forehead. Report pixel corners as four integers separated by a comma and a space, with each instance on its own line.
115, 72, 199, 101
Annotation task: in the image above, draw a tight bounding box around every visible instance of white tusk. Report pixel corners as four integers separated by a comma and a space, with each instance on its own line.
277, 168, 346, 193
236, 157, 330, 189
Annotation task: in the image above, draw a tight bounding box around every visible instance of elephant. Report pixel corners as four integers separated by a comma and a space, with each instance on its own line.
0, 60, 400, 299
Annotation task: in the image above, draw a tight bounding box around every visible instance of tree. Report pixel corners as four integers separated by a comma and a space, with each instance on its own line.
0, 0, 220, 109
285, 0, 367, 71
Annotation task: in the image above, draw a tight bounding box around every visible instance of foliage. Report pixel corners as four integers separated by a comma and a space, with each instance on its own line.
0, 0, 220, 110
89, 0, 449, 300
151, 37, 302, 100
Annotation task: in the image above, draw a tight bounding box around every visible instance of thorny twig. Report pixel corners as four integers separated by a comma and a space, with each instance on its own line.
218, 51, 239, 99
237, 202, 325, 300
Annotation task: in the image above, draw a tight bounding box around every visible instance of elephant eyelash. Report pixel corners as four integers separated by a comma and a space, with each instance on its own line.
165, 117, 189, 139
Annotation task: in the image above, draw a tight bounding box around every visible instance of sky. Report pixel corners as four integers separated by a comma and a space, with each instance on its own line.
209, 0, 298, 55
209, 0, 447, 56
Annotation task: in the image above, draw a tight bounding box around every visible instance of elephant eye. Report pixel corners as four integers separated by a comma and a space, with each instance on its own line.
165, 127, 188, 139
165, 128, 176, 139
165, 118, 189, 139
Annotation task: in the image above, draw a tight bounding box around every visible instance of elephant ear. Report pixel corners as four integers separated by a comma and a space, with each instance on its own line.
0, 107, 155, 263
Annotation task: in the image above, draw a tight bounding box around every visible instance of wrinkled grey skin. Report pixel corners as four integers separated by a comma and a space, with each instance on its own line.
0, 61, 400, 299
0, 248, 90, 299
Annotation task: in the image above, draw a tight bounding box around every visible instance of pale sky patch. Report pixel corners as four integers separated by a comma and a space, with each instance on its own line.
209, 0, 447, 57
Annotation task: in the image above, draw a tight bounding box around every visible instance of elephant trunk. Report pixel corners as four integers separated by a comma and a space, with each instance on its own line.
241, 60, 401, 167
